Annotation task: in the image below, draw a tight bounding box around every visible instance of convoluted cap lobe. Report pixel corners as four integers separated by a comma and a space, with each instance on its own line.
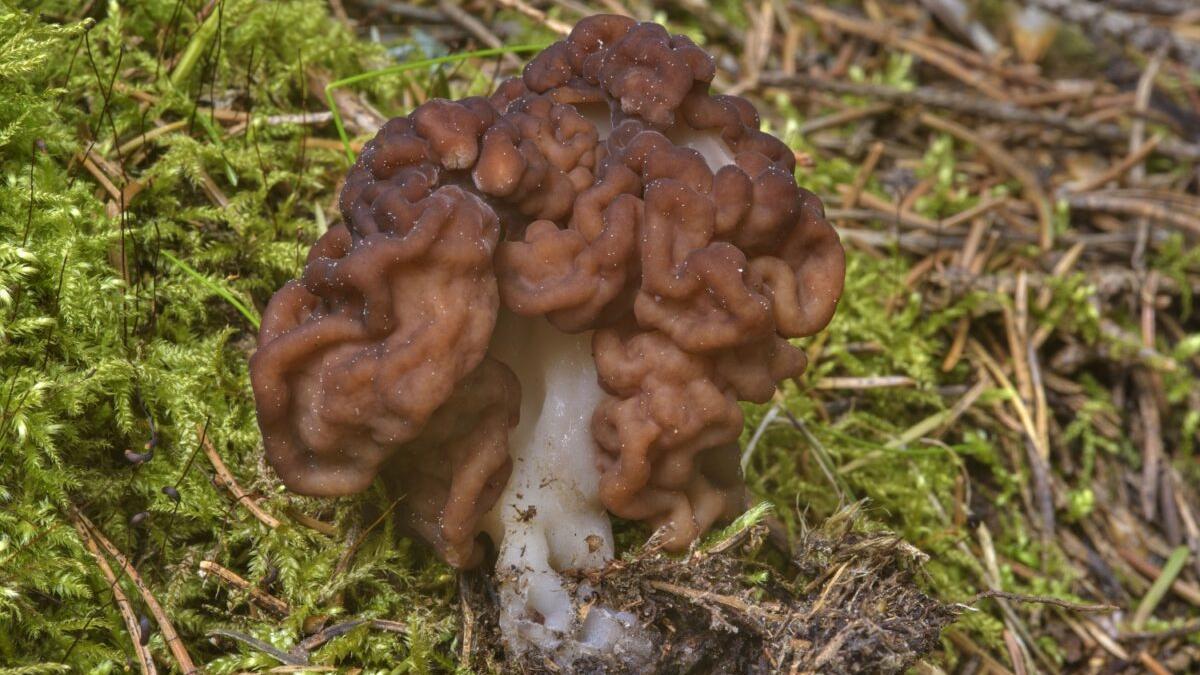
250, 14, 845, 566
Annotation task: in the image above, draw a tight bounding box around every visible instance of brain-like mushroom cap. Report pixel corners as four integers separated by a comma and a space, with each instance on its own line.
250, 14, 845, 567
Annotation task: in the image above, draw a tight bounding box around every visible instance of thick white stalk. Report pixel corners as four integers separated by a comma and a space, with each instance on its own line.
483, 313, 650, 666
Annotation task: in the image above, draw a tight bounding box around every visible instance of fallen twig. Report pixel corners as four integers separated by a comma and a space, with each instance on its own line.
1064, 192, 1200, 237
283, 505, 338, 536
198, 560, 290, 615
68, 505, 197, 674
197, 423, 281, 529
67, 509, 157, 675
1067, 134, 1163, 194
798, 102, 892, 136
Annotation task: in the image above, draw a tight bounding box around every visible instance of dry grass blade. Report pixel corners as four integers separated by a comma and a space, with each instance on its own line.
969, 589, 1116, 613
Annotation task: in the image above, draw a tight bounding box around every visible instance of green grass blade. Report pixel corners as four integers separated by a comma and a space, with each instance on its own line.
159, 250, 260, 330
1132, 545, 1191, 629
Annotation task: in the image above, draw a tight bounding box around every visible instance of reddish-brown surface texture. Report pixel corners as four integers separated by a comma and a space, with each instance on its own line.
250, 14, 845, 566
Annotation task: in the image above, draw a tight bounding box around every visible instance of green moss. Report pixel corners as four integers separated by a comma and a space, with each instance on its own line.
0, 1, 460, 669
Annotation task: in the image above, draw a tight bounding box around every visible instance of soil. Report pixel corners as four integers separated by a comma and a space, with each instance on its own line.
460, 512, 955, 674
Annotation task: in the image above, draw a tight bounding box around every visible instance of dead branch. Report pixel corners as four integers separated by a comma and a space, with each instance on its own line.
197, 424, 281, 529
67, 510, 157, 675
68, 505, 197, 674
198, 560, 290, 615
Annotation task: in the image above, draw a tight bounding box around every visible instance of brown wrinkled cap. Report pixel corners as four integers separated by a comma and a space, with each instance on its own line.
250, 14, 845, 566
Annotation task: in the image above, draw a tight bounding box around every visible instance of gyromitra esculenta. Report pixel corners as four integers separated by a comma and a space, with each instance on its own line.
250, 14, 844, 667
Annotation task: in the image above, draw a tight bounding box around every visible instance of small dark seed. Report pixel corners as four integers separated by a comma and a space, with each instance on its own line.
161, 486, 181, 503
261, 565, 279, 587
129, 511, 150, 526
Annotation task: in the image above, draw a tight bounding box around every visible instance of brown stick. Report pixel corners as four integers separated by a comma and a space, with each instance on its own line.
68, 505, 197, 674
1068, 135, 1164, 193
851, 190, 947, 231
797, 103, 891, 135
942, 197, 1008, 230
115, 120, 191, 157
283, 505, 338, 536
1138, 651, 1174, 675
197, 424, 281, 529
77, 153, 123, 201
842, 141, 885, 211
198, 560, 290, 615
67, 510, 157, 675
1065, 192, 1200, 236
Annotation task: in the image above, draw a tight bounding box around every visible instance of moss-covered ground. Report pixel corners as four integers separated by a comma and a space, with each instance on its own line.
2, 1, 1197, 672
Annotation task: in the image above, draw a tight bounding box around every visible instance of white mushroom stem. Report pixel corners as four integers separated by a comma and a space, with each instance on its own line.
483, 312, 650, 665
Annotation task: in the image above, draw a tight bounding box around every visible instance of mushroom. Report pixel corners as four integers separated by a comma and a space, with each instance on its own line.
249, 14, 844, 668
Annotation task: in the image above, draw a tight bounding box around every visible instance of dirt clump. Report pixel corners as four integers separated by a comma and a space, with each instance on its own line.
460, 507, 955, 674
